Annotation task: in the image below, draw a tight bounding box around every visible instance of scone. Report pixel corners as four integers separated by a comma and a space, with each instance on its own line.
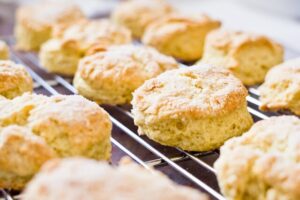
0, 94, 112, 189
259, 58, 300, 115
111, 0, 174, 39
142, 14, 221, 62
0, 125, 56, 190
131, 65, 253, 151
15, 2, 85, 51
214, 116, 300, 200
73, 45, 178, 105
0, 60, 33, 99
39, 20, 132, 75
200, 30, 284, 85
22, 157, 208, 200
0, 40, 9, 60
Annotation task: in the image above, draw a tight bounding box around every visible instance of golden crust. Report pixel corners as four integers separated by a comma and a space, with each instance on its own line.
0, 60, 33, 99
214, 116, 300, 200
201, 30, 284, 85
22, 158, 208, 200
15, 2, 85, 51
74, 44, 178, 105
0, 125, 56, 190
131, 65, 253, 151
259, 58, 300, 115
39, 19, 132, 75
142, 13, 221, 61
0, 40, 9, 60
111, 0, 174, 39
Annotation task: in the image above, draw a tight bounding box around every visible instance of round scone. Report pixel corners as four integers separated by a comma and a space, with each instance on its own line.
131, 65, 253, 151
200, 30, 284, 85
214, 116, 300, 200
111, 0, 174, 39
73, 45, 178, 105
142, 14, 221, 62
0, 60, 33, 99
15, 2, 85, 51
22, 157, 208, 200
259, 58, 300, 115
39, 19, 132, 75
0, 125, 56, 190
0, 40, 9, 60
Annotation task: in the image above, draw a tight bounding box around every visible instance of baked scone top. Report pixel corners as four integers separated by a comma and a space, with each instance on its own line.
132, 65, 247, 121
77, 45, 178, 89
22, 158, 208, 200
16, 2, 85, 30
215, 116, 300, 199
0, 40, 9, 59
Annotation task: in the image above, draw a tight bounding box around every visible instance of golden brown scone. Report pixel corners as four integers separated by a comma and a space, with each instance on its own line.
0, 125, 56, 190
142, 14, 221, 62
0, 60, 33, 99
22, 157, 208, 200
73, 45, 178, 105
39, 19, 132, 75
131, 65, 253, 151
259, 58, 300, 115
15, 2, 85, 51
200, 30, 284, 85
214, 116, 300, 200
111, 0, 174, 39
0, 40, 9, 60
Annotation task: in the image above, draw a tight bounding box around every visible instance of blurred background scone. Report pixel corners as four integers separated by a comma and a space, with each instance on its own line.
131, 65, 253, 151
0, 125, 56, 190
22, 158, 208, 200
200, 30, 284, 85
0, 60, 33, 99
0, 40, 9, 60
214, 116, 300, 200
15, 2, 85, 51
39, 19, 132, 75
111, 0, 174, 39
142, 14, 221, 62
259, 58, 300, 115
74, 45, 178, 105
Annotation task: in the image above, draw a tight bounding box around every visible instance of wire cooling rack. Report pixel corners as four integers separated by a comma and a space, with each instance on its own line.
0, 36, 299, 200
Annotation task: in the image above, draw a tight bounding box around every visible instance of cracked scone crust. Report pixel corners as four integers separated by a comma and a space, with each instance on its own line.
259, 58, 300, 115
15, 2, 85, 51
0, 125, 56, 190
142, 14, 221, 62
0, 40, 9, 60
0, 60, 33, 99
39, 20, 132, 75
131, 65, 253, 151
22, 158, 208, 200
74, 45, 178, 105
200, 30, 284, 85
214, 116, 300, 200
111, 0, 174, 39
0, 94, 112, 189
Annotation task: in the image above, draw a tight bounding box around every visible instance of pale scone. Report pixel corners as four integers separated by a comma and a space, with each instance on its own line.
215, 116, 300, 200
259, 58, 300, 115
15, 2, 85, 51
200, 30, 284, 85
142, 14, 221, 62
74, 45, 178, 105
111, 0, 174, 39
131, 65, 253, 151
0, 125, 56, 190
0, 93, 112, 189
0, 60, 33, 99
39, 20, 132, 75
0, 40, 9, 60
22, 157, 208, 200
